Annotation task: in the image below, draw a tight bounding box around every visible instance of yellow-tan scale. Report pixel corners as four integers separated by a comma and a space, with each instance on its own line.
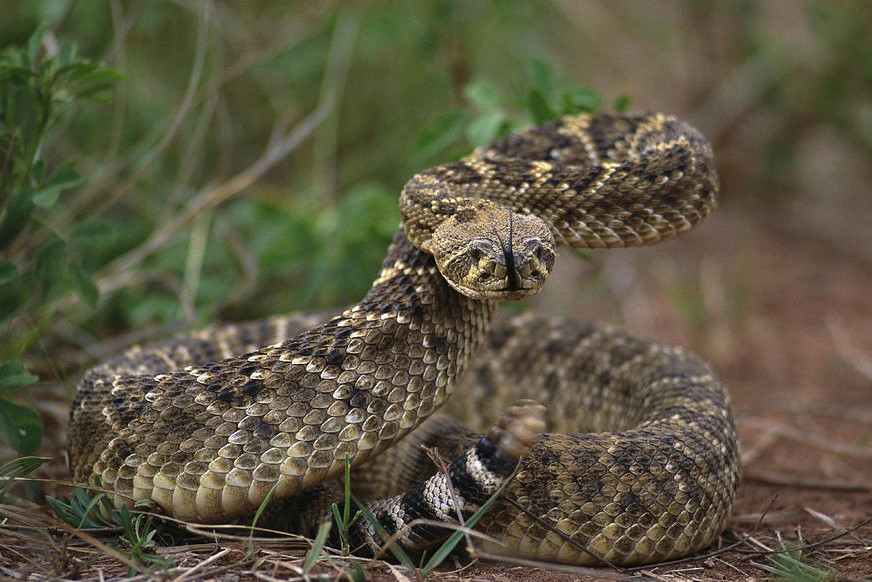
69, 232, 494, 522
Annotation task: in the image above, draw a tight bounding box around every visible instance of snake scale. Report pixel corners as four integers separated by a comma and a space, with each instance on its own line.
70, 112, 740, 566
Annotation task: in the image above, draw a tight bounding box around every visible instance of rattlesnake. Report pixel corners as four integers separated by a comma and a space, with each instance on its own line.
69, 112, 739, 566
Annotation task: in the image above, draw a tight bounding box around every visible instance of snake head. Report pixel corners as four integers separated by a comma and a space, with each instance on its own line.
430, 202, 556, 301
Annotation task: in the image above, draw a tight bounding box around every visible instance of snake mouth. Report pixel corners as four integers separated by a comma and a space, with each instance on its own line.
444, 276, 544, 301
427, 204, 557, 301
440, 237, 554, 301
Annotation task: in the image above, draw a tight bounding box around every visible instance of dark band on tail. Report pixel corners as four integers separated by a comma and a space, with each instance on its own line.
336, 401, 545, 555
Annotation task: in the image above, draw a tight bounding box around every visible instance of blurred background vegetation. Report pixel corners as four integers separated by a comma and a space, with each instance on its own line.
1, 0, 871, 457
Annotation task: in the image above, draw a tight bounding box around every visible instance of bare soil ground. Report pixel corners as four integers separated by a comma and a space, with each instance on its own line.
2, 202, 871, 581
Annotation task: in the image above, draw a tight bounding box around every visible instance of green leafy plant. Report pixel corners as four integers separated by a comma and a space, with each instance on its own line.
347, 462, 520, 578
116, 504, 172, 576
760, 542, 835, 582
0, 454, 49, 496
301, 520, 334, 576
0, 25, 120, 453
0, 362, 41, 453
329, 453, 363, 556
47, 487, 172, 575
414, 57, 624, 168
46, 486, 121, 530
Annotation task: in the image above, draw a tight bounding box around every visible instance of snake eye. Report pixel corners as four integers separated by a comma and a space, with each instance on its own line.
526, 239, 554, 268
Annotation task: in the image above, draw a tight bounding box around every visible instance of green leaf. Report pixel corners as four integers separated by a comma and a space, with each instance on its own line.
0, 398, 44, 454
5, 187, 36, 221
613, 92, 631, 113
466, 110, 508, 146
570, 248, 593, 261
67, 66, 124, 100
34, 237, 66, 285
527, 87, 558, 125
24, 25, 47, 69
529, 57, 555, 94
0, 455, 50, 478
56, 61, 96, 80
0, 260, 17, 284
71, 219, 117, 248
250, 479, 280, 531
463, 80, 503, 111
0, 187, 35, 248
46, 488, 120, 529
33, 165, 83, 209
561, 86, 604, 115
0, 361, 38, 391
68, 261, 99, 307
56, 43, 78, 68
30, 159, 46, 184
0, 280, 27, 323
413, 109, 468, 161
0, 65, 37, 82
302, 521, 331, 573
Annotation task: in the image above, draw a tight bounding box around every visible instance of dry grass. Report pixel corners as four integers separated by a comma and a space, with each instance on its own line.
5, 204, 872, 581
1, 468, 871, 581
4, 3, 872, 580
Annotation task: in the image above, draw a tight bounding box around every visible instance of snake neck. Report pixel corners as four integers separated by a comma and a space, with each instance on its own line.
70, 229, 496, 520
323, 228, 498, 405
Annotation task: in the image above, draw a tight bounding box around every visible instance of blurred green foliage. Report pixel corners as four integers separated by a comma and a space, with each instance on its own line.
0, 1, 870, 455
0, 1, 611, 453
691, 0, 872, 199
0, 25, 120, 453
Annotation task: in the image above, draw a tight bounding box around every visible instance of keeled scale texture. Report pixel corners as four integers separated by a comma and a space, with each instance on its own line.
444, 314, 739, 565
70, 233, 494, 522
70, 112, 738, 566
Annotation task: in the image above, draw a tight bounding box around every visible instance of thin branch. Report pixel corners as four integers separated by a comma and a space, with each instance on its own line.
473, 549, 634, 580
742, 470, 871, 492
740, 424, 780, 466
0, 131, 18, 205
96, 96, 333, 296
48, 0, 79, 35
739, 417, 872, 459
179, 212, 211, 322
103, 0, 135, 167
313, 7, 361, 202
828, 313, 872, 383
94, 0, 212, 216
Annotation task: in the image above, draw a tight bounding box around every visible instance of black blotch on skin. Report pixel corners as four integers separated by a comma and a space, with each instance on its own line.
242, 378, 263, 397
114, 392, 142, 424
239, 362, 259, 376
348, 387, 369, 408
326, 349, 345, 366
252, 419, 277, 440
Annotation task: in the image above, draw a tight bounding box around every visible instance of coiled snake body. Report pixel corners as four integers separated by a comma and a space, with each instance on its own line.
70, 112, 739, 566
